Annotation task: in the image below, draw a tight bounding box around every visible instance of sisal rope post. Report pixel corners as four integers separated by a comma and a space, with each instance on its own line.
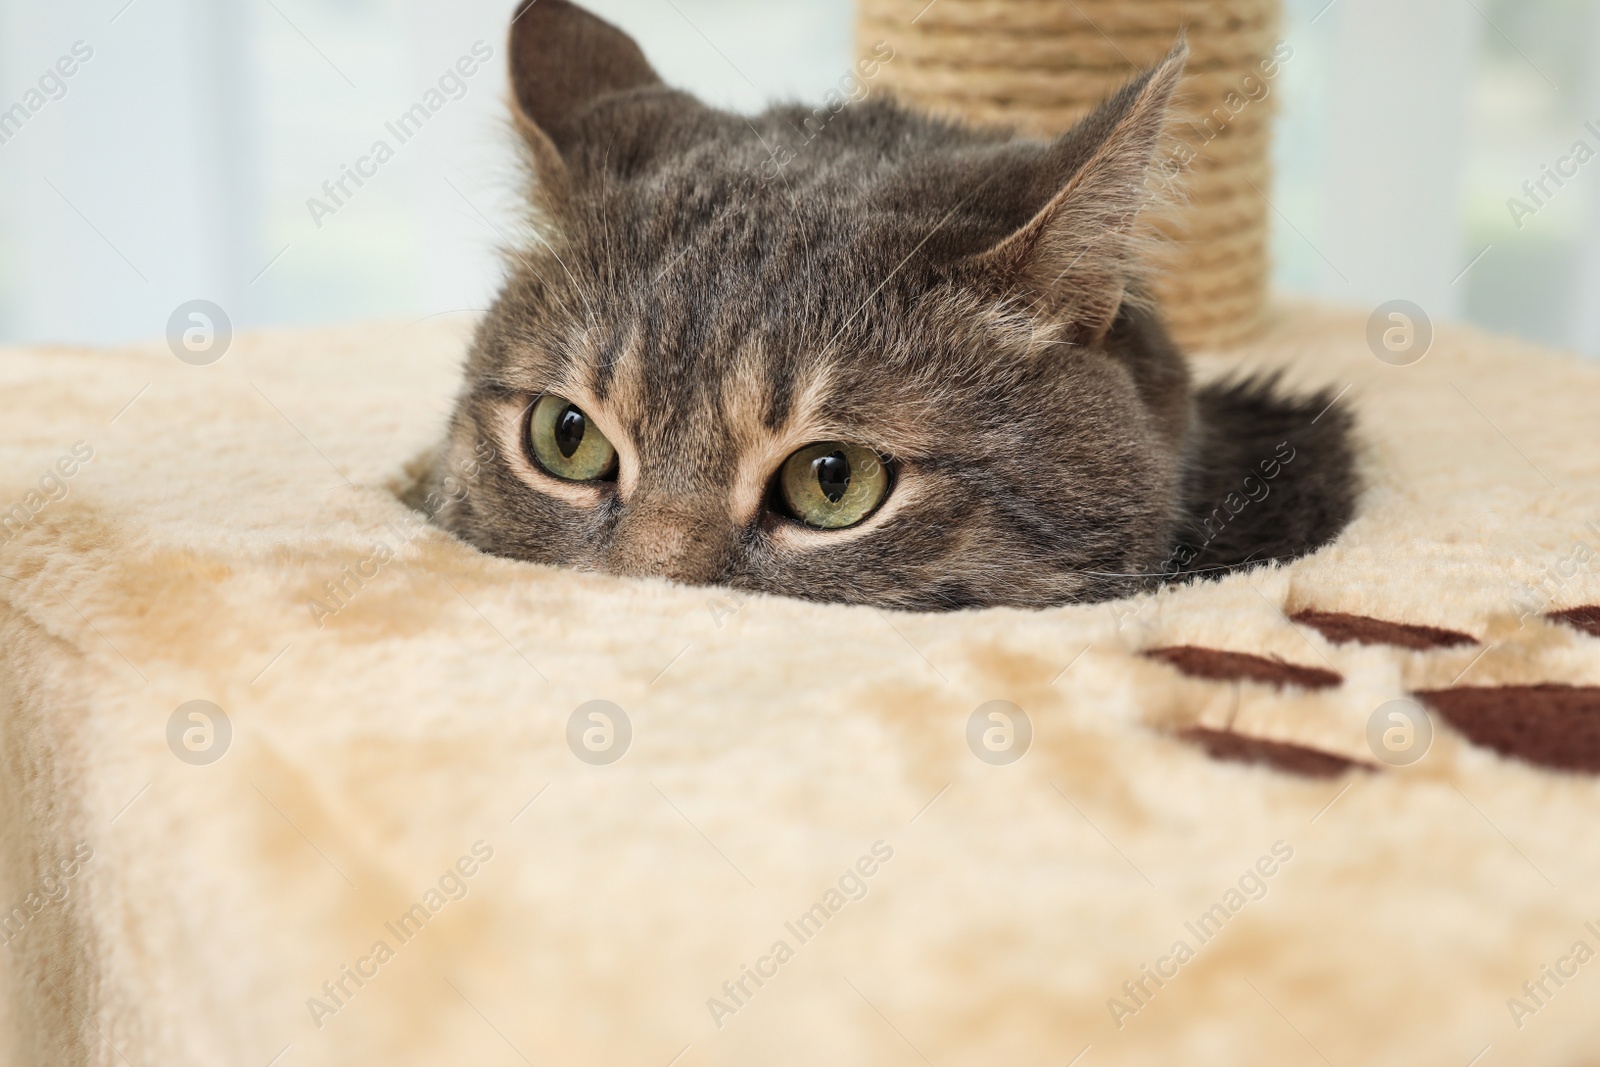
857, 0, 1284, 350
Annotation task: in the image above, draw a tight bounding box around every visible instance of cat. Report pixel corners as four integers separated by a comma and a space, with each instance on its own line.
425, 0, 1357, 610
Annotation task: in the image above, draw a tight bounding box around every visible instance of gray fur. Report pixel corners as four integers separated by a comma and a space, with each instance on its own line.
428, 0, 1357, 610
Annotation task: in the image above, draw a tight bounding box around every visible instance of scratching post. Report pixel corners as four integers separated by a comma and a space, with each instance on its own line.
858, 0, 1282, 350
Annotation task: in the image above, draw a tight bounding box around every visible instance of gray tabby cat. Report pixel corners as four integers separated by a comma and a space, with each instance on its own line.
428, 0, 1356, 610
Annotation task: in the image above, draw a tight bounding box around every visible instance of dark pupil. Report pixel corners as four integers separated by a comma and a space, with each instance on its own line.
554, 405, 586, 458
813, 451, 851, 503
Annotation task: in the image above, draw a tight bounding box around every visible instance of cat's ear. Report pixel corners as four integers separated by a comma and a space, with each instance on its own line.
974, 42, 1187, 345
507, 0, 663, 185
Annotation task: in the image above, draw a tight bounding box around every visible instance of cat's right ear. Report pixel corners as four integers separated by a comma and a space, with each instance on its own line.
507, 0, 663, 191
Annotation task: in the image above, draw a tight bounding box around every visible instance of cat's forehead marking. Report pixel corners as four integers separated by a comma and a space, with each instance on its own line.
552, 317, 849, 520
584, 323, 632, 401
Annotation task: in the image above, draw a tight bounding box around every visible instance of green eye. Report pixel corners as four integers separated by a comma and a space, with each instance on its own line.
778, 442, 890, 529
528, 394, 618, 482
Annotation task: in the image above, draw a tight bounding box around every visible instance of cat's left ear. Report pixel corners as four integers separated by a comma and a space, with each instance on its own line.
974, 42, 1187, 344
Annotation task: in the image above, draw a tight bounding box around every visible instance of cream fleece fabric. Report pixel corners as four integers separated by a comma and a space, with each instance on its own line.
2, 303, 1599, 1067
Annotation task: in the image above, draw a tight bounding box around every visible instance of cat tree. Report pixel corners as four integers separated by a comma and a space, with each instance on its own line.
858, 0, 1280, 350
6, 308, 1600, 1064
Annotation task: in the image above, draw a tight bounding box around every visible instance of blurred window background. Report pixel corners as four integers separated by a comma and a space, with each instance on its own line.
0, 0, 1596, 355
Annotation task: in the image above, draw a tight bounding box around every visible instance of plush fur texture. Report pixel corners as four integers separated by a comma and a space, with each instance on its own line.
429, 1, 1356, 609
4, 304, 1600, 1066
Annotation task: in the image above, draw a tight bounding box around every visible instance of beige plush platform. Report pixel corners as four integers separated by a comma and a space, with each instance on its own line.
3, 304, 1600, 1067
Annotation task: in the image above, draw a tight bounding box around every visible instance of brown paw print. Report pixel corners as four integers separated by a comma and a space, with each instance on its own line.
1547, 605, 1600, 638
1179, 727, 1374, 779
1415, 685, 1600, 773
1149, 607, 1600, 778
1291, 610, 1477, 651
1144, 645, 1348, 778
1144, 646, 1342, 690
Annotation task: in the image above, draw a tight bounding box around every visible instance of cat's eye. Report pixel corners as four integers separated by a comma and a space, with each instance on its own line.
528, 394, 618, 482
778, 442, 890, 529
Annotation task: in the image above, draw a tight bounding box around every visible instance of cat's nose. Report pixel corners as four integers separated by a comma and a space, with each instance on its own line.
606, 497, 734, 585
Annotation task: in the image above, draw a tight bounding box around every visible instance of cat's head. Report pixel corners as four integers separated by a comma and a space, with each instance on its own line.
433, 0, 1201, 609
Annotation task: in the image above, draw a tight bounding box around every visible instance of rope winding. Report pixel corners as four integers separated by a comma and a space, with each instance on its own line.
857, 0, 1282, 349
